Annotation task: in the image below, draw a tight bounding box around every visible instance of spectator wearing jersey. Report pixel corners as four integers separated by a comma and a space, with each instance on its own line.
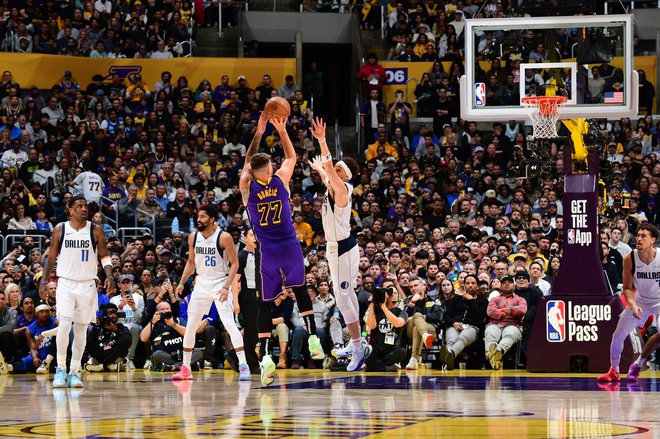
69, 163, 105, 206
9, 304, 57, 374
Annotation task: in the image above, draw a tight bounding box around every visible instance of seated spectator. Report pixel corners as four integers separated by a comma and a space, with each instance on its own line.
440, 274, 488, 369
140, 301, 199, 371
84, 303, 132, 372
404, 277, 443, 370
364, 286, 407, 372
485, 275, 527, 370
8, 303, 57, 374
8, 204, 36, 231
513, 269, 543, 365
272, 290, 294, 369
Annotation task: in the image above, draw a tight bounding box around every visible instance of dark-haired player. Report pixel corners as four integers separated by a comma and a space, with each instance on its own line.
173, 204, 249, 381
240, 113, 324, 386
599, 223, 660, 382
40, 195, 115, 388
308, 117, 369, 372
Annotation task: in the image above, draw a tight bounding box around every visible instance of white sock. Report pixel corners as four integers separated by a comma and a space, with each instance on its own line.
634, 356, 647, 368
351, 338, 362, 348
182, 350, 192, 368
236, 349, 247, 365
69, 360, 81, 375
57, 354, 67, 371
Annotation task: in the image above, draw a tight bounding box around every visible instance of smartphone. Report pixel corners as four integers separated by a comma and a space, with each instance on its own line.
16, 255, 26, 264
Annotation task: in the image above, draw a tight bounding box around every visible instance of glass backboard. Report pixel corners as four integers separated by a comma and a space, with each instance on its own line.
459, 14, 637, 121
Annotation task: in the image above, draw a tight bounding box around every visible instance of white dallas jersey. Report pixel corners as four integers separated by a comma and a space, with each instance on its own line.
322, 183, 353, 242
194, 227, 230, 280
57, 221, 98, 281
632, 249, 660, 307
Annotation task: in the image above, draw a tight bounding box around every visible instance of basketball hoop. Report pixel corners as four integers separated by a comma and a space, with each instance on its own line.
522, 96, 568, 139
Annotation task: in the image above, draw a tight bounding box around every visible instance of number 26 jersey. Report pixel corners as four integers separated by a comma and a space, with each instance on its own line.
247, 175, 296, 243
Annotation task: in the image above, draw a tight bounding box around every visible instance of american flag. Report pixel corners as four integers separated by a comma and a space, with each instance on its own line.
604, 91, 623, 104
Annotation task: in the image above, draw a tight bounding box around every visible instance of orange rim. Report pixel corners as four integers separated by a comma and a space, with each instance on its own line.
521, 96, 568, 116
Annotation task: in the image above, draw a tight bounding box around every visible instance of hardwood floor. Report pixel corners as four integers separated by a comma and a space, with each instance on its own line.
0, 369, 657, 438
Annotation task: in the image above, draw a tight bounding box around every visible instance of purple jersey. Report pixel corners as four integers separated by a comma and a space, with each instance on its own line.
247, 175, 296, 243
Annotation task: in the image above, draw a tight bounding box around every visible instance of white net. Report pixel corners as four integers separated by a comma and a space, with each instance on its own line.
522, 96, 567, 139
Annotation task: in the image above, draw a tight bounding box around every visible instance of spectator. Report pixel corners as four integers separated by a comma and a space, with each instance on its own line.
356, 53, 386, 94
84, 303, 132, 372
512, 269, 543, 366
110, 274, 145, 370
140, 301, 198, 371
364, 286, 407, 372
485, 275, 527, 370
404, 277, 443, 370
441, 274, 488, 369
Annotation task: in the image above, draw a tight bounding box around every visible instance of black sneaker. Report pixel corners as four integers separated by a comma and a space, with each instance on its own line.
445, 351, 455, 370
384, 364, 400, 372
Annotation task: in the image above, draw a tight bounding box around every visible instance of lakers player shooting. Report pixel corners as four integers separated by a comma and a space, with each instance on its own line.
599, 223, 660, 383
308, 117, 368, 372
172, 204, 250, 381
240, 113, 324, 386
40, 195, 115, 389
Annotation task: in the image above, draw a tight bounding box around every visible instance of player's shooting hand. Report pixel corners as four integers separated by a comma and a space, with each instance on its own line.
270, 116, 287, 134
631, 305, 642, 320
309, 117, 326, 140
256, 112, 268, 135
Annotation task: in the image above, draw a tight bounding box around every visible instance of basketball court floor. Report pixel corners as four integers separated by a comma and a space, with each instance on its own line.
0, 369, 658, 438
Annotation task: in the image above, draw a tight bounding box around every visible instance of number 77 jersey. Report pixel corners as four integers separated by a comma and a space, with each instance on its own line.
247, 175, 297, 243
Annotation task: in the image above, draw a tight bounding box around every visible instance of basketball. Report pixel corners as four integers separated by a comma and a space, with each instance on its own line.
264, 96, 290, 120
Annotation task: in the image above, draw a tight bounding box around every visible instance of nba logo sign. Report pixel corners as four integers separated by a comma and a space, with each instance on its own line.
567, 229, 576, 244
474, 83, 486, 107
546, 300, 566, 342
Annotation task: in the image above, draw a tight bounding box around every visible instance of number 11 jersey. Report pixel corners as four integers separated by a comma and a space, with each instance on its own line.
247, 175, 296, 243
57, 221, 98, 281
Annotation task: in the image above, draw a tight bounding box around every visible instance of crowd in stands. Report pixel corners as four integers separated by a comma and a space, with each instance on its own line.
0, 0, 660, 376
0, 0, 193, 57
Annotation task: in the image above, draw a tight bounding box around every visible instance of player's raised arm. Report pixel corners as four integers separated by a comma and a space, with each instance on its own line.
309, 117, 349, 207
271, 117, 296, 186
240, 112, 269, 205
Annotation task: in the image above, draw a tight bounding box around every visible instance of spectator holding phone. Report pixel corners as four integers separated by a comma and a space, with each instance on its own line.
110, 274, 144, 370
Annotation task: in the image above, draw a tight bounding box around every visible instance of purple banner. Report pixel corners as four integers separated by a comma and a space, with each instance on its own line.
552, 174, 609, 296
527, 295, 635, 372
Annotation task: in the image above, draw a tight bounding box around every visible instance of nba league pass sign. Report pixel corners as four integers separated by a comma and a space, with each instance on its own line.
546, 300, 612, 343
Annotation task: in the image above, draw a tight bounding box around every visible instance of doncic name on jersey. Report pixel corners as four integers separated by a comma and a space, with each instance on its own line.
546, 300, 612, 342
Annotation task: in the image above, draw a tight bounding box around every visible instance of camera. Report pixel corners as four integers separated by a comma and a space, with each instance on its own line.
98, 311, 126, 327
372, 288, 390, 306
160, 311, 173, 321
